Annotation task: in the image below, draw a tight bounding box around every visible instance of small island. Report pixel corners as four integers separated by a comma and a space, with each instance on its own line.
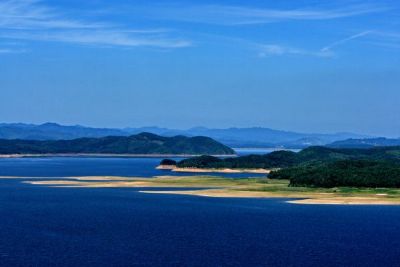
156, 157, 271, 173
151, 145, 400, 203
159, 146, 400, 185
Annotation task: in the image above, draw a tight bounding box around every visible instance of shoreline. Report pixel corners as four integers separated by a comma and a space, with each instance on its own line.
171, 167, 270, 174
156, 165, 271, 174
140, 190, 400, 205
0, 153, 237, 159
15, 175, 400, 206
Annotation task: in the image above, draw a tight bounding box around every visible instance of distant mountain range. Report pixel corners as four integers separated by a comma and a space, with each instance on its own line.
0, 123, 125, 140
0, 132, 235, 155
328, 138, 400, 148
126, 127, 369, 148
0, 123, 373, 148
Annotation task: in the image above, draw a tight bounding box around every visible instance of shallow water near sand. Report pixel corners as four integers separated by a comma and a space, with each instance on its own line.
0, 157, 266, 178
1, 157, 400, 266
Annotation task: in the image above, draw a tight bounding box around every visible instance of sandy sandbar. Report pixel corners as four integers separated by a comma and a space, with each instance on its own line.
18, 176, 400, 205
141, 189, 400, 205
171, 167, 270, 174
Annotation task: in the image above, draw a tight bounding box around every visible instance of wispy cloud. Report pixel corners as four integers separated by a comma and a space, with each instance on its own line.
208, 36, 333, 58
0, 0, 107, 29
135, 3, 387, 25
0, 1, 395, 56
320, 30, 400, 53
321, 31, 373, 52
0, 0, 191, 49
257, 29, 400, 59
1, 31, 191, 48
258, 44, 333, 58
0, 47, 26, 53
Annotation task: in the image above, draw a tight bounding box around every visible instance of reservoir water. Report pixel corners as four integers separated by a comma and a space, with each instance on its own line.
0, 157, 266, 178
1, 157, 400, 266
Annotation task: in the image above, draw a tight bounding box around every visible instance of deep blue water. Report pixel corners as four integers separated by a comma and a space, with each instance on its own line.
0, 157, 265, 178
1, 158, 400, 266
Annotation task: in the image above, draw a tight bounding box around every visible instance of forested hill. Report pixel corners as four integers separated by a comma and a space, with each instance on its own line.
328, 138, 400, 148
176, 146, 400, 188
176, 146, 400, 169
0, 133, 235, 155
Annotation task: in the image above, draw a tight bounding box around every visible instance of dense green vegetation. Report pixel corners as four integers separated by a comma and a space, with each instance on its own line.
177, 146, 400, 169
160, 159, 177, 165
177, 151, 298, 169
0, 133, 235, 155
176, 146, 400, 188
269, 160, 400, 188
328, 137, 400, 148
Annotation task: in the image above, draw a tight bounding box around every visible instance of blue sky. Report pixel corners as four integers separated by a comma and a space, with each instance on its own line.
0, 0, 399, 136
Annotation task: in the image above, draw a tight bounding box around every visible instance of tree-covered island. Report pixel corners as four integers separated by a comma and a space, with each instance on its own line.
167, 146, 400, 188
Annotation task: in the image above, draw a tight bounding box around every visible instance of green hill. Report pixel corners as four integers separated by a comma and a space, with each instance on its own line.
175, 146, 400, 188
269, 160, 400, 188
328, 138, 400, 148
177, 146, 400, 169
0, 132, 235, 155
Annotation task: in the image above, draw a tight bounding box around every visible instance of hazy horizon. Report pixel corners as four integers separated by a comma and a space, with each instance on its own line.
1, 0, 399, 137
0, 121, 395, 138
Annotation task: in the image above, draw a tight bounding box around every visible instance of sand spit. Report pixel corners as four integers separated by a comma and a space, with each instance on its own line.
169, 167, 270, 174
156, 165, 176, 170
141, 189, 400, 205
27, 180, 161, 188
24, 176, 214, 188
16, 176, 400, 205
287, 198, 400, 205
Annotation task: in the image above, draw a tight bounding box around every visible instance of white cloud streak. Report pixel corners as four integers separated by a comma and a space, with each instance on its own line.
320, 30, 400, 54
0, 0, 191, 49
0, 1, 396, 56
0, 0, 106, 29
258, 44, 333, 58
0, 47, 26, 53
321, 31, 373, 52
1, 31, 191, 48
136, 3, 387, 25
257, 29, 400, 59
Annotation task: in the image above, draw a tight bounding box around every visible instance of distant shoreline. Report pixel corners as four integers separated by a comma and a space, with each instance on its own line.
0, 153, 237, 159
